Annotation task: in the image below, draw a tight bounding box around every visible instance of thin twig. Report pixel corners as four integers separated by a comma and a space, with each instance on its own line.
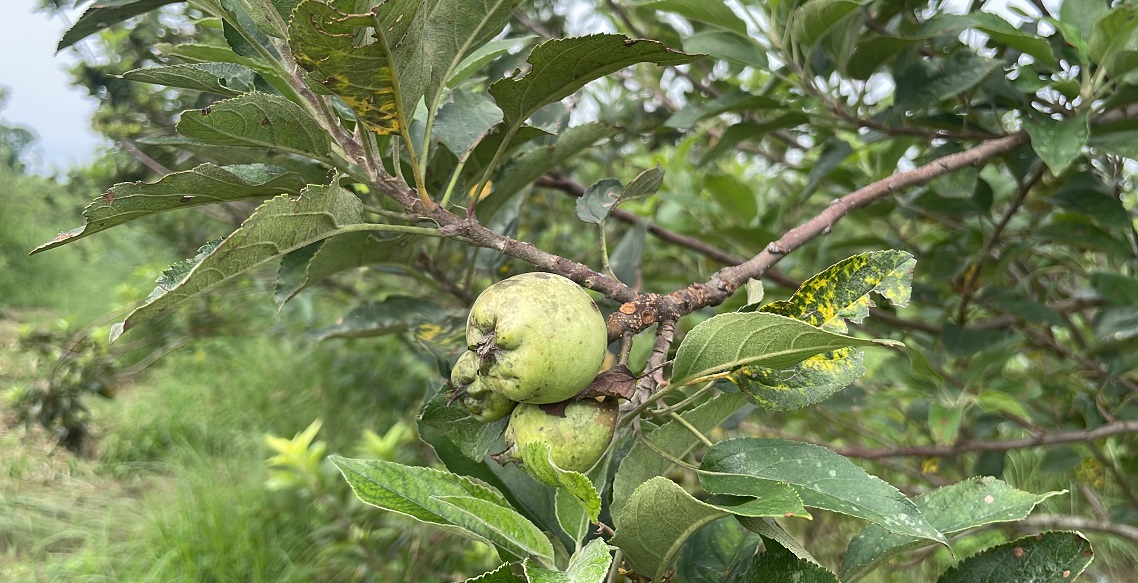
1018, 514, 1138, 545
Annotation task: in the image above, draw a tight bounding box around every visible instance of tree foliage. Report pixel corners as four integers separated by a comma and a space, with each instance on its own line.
35, 0, 1138, 580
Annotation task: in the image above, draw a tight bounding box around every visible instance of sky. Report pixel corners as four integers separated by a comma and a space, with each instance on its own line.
0, 0, 104, 173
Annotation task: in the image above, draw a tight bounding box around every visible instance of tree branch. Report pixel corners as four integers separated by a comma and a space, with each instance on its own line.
1018, 514, 1138, 545
831, 420, 1138, 459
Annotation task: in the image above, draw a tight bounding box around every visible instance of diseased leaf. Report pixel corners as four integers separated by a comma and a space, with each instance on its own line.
464, 563, 526, 582
522, 537, 612, 583
118, 184, 364, 336
122, 62, 258, 96
176, 93, 333, 161
34, 163, 304, 254
490, 34, 696, 130
841, 477, 1063, 582
1023, 112, 1089, 175
937, 532, 1093, 583
700, 438, 947, 544
725, 348, 866, 411
669, 312, 899, 386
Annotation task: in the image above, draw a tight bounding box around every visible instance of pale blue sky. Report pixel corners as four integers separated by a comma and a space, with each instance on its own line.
0, 0, 103, 173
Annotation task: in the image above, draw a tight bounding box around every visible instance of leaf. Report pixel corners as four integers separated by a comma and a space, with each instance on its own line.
435, 90, 505, 157
1090, 129, 1138, 160
485, 123, 618, 219
623, 165, 665, 201
1059, 0, 1110, 56
275, 231, 414, 306
1023, 112, 1089, 175
727, 535, 839, 583
917, 13, 1056, 68
789, 0, 872, 48
683, 30, 766, 69
517, 441, 602, 523
759, 250, 916, 330
611, 393, 748, 527
666, 91, 779, 129
646, 0, 748, 34
725, 348, 866, 411
490, 34, 697, 130
465, 563, 526, 582
1047, 171, 1130, 229
676, 517, 757, 583
331, 456, 556, 566
288, 0, 427, 135
841, 477, 1063, 582
937, 531, 1093, 583
1089, 4, 1138, 65
449, 36, 537, 88
176, 93, 333, 162
669, 312, 899, 386
122, 62, 259, 96
419, 384, 508, 462
610, 221, 647, 287
422, 0, 522, 112
576, 179, 623, 224
118, 184, 363, 336
699, 438, 947, 544
894, 49, 1002, 112
33, 163, 304, 254
698, 114, 809, 166
735, 517, 822, 566
315, 297, 459, 341
58, 0, 182, 51
523, 537, 612, 583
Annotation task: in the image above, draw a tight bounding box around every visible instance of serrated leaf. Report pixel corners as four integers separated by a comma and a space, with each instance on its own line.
790, 0, 872, 48
937, 531, 1093, 583
1023, 112, 1089, 175
33, 164, 304, 254
735, 517, 822, 566
761, 250, 916, 330
465, 563, 526, 582
448, 36, 536, 88
523, 537, 612, 583
315, 297, 458, 341
725, 348, 866, 410
490, 34, 697, 130
122, 62, 258, 96
419, 384, 507, 462
288, 0, 426, 135
700, 438, 947, 544
576, 179, 623, 224
331, 456, 555, 566
275, 231, 414, 307
177, 93, 333, 161
841, 477, 1062, 582
670, 312, 899, 386
421, 0, 521, 112
118, 184, 363, 335
611, 394, 748, 527
58, 0, 181, 51
435, 90, 505, 157
518, 441, 602, 523
727, 535, 839, 583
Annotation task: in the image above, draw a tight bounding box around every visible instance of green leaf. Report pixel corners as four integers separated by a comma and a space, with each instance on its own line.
789, 0, 871, 48
33, 163, 304, 254
117, 184, 364, 336
699, 438, 947, 544
928, 402, 965, 447
841, 477, 1063, 582
725, 348, 866, 410
315, 297, 457, 341
759, 250, 916, 330
666, 90, 778, 129
683, 30, 766, 69
1059, 0, 1109, 56
676, 518, 757, 583
670, 312, 899, 386
937, 531, 1093, 583
611, 394, 748, 527
1046, 171, 1130, 229
698, 114, 809, 165
735, 517, 823, 566
1089, 4, 1138, 65
727, 536, 839, 583
489, 34, 696, 130
176, 93, 333, 162
465, 563, 526, 582
288, 0, 427, 135
917, 13, 1056, 68
646, 0, 748, 34
422, 0, 522, 112
1036, 214, 1134, 257
274, 231, 414, 306
485, 123, 618, 219
894, 49, 1002, 111
576, 179, 623, 224
1023, 113, 1089, 175
1090, 129, 1138, 160
448, 36, 537, 89
331, 456, 556, 566
623, 165, 665, 200
610, 222, 648, 287
122, 62, 258, 96
523, 537, 612, 583
435, 90, 505, 157
517, 441, 602, 523
419, 384, 508, 462
1090, 272, 1138, 306
58, 0, 181, 51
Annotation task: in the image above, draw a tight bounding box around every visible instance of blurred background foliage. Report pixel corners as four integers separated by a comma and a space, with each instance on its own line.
3, 0, 1138, 581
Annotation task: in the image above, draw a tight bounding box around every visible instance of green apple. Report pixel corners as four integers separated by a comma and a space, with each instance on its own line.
504, 399, 618, 473
466, 272, 607, 404
450, 350, 516, 422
